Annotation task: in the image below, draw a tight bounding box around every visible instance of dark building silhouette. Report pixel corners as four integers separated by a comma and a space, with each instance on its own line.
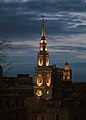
0, 65, 2, 78
49, 64, 63, 98
0, 69, 33, 120
49, 62, 72, 99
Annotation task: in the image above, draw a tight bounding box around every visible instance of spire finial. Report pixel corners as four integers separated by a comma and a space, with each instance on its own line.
65, 57, 69, 65
66, 57, 68, 63
41, 16, 46, 39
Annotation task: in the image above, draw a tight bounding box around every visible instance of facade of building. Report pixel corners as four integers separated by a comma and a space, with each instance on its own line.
0, 94, 27, 120
0, 71, 33, 120
31, 95, 86, 120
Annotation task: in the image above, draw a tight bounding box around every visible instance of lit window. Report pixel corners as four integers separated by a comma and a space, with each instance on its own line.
44, 40, 47, 43
67, 76, 70, 79
45, 47, 47, 51
38, 57, 43, 66
47, 90, 49, 95
37, 74, 43, 86
40, 46, 43, 51
46, 56, 49, 66
64, 65, 69, 70
40, 40, 43, 43
46, 74, 51, 86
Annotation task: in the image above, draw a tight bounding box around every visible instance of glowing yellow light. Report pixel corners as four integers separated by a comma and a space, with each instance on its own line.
47, 90, 49, 95
38, 57, 43, 66
40, 40, 47, 43
37, 74, 43, 86
36, 89, 43, 97
40, 40, 43, 43
63, 76, 65, 79
46, 74, 51, 86
40, 47, 43, 51
64, 64, 69, 70
40, 44, 43, 51
46, 57, 49, 66
63, 71, 70, 80
67, 76, 70, 79
44, 40, 47, 43
45, 47, 47, 51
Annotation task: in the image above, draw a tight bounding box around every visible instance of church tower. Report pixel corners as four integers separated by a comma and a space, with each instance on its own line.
34, 17, 52, 100
63, 60, 72, 80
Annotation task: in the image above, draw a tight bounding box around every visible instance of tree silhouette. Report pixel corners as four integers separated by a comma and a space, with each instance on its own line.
0, 36, 8, 62
0, 35, 12, 75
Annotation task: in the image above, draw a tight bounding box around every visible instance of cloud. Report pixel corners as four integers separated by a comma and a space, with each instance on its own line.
76, 55, 86, 59
48, 44, 86, 56
6, 39, 38, 57
11, 40, 38, 47
49, 48, 76, 53
0, 0, 86, 64
0, 0, 32, 2
0, 1, 86, 36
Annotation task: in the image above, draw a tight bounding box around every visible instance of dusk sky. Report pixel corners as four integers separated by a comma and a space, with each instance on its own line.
0, 0, 86, 81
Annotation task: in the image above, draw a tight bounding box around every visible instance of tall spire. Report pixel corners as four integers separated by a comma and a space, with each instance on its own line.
41, 16, 46, 39
66, 57, 68, 63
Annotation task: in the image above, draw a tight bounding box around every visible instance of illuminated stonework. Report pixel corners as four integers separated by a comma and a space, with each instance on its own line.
67, 76, 70, 79
40, 45, 43, 51
38, 56, 43, 66
37, 74, 43, 86
64, 63, 70, 70
36, 89, 43, 97
40, 40, 47, 52
46, 56, 49, 66
47, 90, 49, 95
63, 61, 71, 80
34, 17, 52, 100
46, 74, 51, 86
45, 47, 47, 51
40, 40, 43, 43
40, 40, 47, 44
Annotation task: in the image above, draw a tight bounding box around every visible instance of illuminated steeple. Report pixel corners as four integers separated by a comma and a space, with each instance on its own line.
34, 17, 52, 100
40, 17, 47, 52
41, 17, 46, 39
63, 60, 71, 80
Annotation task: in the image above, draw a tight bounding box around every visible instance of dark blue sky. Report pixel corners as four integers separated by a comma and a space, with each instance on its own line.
0, 0, 86, 80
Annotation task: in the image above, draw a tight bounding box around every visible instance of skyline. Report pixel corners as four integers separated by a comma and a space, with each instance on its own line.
0, 0, 86, 81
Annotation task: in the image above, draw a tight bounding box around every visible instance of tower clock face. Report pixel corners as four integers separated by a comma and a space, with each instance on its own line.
46, 74, 51, 86
37, 74, 43, 86
36, 89, 43, 97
